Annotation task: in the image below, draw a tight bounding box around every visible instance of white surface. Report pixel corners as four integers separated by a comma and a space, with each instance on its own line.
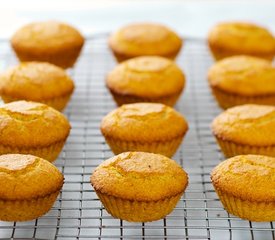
0, 0, 275, 39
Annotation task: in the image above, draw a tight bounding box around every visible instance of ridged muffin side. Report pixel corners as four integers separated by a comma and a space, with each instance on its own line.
101, 103, 188, 157
11, 20, 84, 68
0, 101, 71, 161
0, 154, 64, 221
106, 56, 185, 106
0, 62, 75, 111
91, 152, 188, 222
211, 104, 275, 157
211, 155, 275, 221
109, 22, 182, 62
208, 55, 275, 109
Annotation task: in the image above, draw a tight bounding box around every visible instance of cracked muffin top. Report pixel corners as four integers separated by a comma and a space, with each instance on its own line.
0, 154, 63, 200
91, 151, 188, 201
109, 22, 182, 61
101, 103, 188, 142
208, 55, 275, 96
11, 20, 84, 52
106, 56, 185, 98
208, 22, 275, 60
211, 154, 275, 202
0, 101, 70, 147
0, 62, 74, 100
211, 104, 275, 146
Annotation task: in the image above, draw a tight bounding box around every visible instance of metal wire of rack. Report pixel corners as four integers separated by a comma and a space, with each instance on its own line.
0, 35, 274, 240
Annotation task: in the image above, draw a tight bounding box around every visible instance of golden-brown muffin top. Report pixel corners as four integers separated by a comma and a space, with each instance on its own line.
91, 152, 188, 201
11, 20, 84, 52
106, 56, 185, 98
208, 22, 275, 55
109, 23, 182, 57
211, 155, 275, 202
0, 101, 71, 147
101, 103, 188, 142
0, 154, 63, 200
0, 62, 74, 100
208, 56, 275, 96
211, 104, 275, 146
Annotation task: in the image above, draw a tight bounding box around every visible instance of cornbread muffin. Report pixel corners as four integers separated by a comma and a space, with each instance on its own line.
211, 155, 275, 222
208, 22, 275, 61
109, 23, 182, 62
0, 154, 63, 221
106, 56, 185, 106
101, 103, 188, 157
11, 20, 84, 68
0, 101, 71, 162
208, 56, 275, 109
0, 62, 75, 111
91, 152, 188, 222
211, 104, 275, 157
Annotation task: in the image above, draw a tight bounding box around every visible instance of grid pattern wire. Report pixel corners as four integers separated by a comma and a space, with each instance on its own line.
0, 35, 274, 240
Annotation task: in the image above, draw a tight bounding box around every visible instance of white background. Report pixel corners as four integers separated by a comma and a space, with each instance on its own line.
0, 0, 275, 39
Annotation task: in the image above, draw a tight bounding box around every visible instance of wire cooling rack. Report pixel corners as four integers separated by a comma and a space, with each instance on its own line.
0, 35, 274, 240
